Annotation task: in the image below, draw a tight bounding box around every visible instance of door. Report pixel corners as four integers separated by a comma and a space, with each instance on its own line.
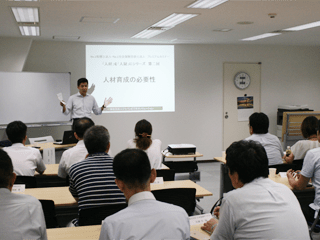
223, 63, 261, 150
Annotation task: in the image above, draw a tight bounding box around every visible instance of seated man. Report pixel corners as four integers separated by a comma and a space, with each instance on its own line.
0, 149, 47, 240
58, 117, 94, 178
69, 125, 126, 226
99, 149, 190, 240
3, 121, 46, 176
287, 119, 320, 224
245, 112, 285, 165
202, 140, 309, 239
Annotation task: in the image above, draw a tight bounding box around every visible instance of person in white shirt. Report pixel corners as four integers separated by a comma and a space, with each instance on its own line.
287, 119, 320, 225
0, 149, 47, 240
99, 148, 190, 240
127, 119, 162, 169
202, 140, 309, 240
58, 117, 94, 178
3, 121, 46, 176
284, 115, 320, 163
60, 78, 107, 120
245, 112, 285, 165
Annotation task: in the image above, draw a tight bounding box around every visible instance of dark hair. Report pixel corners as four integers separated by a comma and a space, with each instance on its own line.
77, 78, 88, 87
301, 116, 318, 139
134, 119, 152, 150
83, 125, 110, 154
249, 112, 269, 134
226, 140, 269, 184
113, 149, 151, 189
73, 117, 95, 138
6, 121, 27, 144
0, 149, 14, 188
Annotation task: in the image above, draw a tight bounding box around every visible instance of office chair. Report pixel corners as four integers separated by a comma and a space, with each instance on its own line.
152, 188, 196, 216
39, 200, 59, 228
78, 203, 128, 226
29, 136, 54, 144
293, 159, 304, 171
0, 140, 12, 147
15, 176, 37, 188
156, 169, 175, 181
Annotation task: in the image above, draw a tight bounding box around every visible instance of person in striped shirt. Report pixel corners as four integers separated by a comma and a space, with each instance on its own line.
68, 125, 126, 226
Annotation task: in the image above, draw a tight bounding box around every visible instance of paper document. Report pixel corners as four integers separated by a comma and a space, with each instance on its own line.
189, 213, 213, 226
104, 97, 113, 107
57, 93, 65, 104
151, 177, 164, 185
279, 172, 287, 178
12, 184, 25, 193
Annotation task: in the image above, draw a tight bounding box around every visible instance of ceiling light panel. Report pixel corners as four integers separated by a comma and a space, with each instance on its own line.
19, 26, 40, 36
132, 29, 165, 39
284, 20, 320, 31
152, 13, 198, 28
11, 7, 39, 23
241, 33, 281, 41
188, 0, 228, 9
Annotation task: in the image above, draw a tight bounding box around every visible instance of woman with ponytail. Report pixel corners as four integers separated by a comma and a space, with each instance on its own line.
127, 119, 162, 169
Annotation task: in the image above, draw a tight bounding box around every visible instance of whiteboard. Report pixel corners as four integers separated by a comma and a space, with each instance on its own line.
0, 72, 71, 125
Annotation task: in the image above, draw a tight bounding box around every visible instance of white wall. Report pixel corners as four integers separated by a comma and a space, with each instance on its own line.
1, 38, 319, 159
0, 37, 32, 72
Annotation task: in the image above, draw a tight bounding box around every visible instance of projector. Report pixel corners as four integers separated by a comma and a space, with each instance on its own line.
168, 144, 196, 155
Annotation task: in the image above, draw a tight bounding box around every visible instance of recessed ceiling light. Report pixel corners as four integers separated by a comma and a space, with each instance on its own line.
213, 28, 232, 32
132, 13, 198, 39
53, 36, 80, 40
132, 29, 167, 39
152, 13, 198, 28
19, 26, 40, 36
188, 0, 228, 9
284, 20, 320, 31
241, 33, 281, 41
11, 7, 39, 23
80, 17, 120, 24
237, 21, 254, 25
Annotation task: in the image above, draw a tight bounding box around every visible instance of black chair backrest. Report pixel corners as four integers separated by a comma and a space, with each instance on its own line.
78, 203, 128, 226
0, 140, 12, 147
156, 169, 175, 181
163, 161, 198, 173
152, 188, 196, 216
269, 163, 298, 174
39, 199, 59, 228
15, 176, 37, 188
293, 159, 304, 171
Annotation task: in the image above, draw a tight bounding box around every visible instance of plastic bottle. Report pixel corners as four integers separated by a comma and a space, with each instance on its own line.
286, 146, 292, 157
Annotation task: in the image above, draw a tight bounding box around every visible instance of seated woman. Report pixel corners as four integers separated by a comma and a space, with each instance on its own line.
284, 116, 320, 164
127, 119, 162, 169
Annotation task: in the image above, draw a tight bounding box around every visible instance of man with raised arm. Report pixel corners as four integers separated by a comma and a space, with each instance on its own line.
60, 78, 112, 121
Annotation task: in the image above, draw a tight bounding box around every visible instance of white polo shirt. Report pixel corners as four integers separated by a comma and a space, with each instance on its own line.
58, 140, 88, 178
3, 143, 46, 176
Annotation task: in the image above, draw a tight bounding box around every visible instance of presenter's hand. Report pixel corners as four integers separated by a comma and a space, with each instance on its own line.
104, 97, 113, 108
60, 101, 65, 107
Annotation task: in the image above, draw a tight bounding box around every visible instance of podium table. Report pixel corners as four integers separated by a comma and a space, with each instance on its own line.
162, 152, 203, 181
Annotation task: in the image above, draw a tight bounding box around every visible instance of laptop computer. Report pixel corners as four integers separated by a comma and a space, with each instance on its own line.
54, 131, 78, 145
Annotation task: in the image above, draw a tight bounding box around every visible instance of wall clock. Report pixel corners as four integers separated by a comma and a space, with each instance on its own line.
234, 72, 251, 89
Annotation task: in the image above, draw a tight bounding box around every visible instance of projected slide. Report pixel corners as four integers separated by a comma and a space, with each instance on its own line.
86, 45, 175, 113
